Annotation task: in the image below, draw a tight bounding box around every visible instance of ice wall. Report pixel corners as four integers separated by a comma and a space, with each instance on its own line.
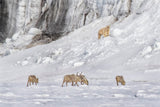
36, 0, 133, 39
0, 0, 42, 41
0, 0, 143, 42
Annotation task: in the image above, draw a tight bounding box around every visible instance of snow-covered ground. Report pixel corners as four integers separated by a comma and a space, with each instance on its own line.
0, 0, 160, 106
1, 81, 160, 107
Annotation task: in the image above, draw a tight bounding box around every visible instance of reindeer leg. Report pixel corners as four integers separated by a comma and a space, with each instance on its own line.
76, 82, 79, 87
107, 31, 109, 36
62, 81, 64, 87
62, 79, 65, 87
116, 81, 119, 86
121, 82, 123, 85
72, 81, 74, 86
82, 82, 84, 85
27, 81, 29, 87
104, 31, 107, 37
107, 27, 110, 36
98, 34, 101, 39
65, 82, 67, 87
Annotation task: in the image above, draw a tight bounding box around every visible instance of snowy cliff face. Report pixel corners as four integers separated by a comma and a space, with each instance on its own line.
36, 0, 133, 38
0, 0, 42, 41
0, 0, 142, 42
6, 0, 42, 36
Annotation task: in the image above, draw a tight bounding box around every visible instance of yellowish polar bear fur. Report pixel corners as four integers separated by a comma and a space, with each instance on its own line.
98, 26, 110, 39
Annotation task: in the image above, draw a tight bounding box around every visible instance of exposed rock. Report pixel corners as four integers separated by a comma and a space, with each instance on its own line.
26, 33, 52, 49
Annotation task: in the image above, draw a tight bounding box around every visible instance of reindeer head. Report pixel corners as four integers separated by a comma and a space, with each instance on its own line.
82, 78, 89, 85
80, 73, 89, 85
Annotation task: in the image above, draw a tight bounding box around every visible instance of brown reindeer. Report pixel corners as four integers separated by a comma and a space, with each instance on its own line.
116, 76, 126, 86
61, 74, 81, 87
27, 75, 39, 87
98, 26, 110, 39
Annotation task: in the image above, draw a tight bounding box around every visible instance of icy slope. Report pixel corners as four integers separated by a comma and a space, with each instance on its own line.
1, 0, 160, 81
1, 2, 160, 81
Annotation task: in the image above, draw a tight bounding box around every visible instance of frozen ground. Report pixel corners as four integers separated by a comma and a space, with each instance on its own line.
0, 81, 160, 107
0, 0, 160, 106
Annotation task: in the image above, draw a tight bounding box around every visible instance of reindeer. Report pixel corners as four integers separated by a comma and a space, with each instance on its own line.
116, 76, 126, 86
98, 26, 110, 39
27, 75, 39, 87
61, 74, 81, 87
62, 72, 89, 87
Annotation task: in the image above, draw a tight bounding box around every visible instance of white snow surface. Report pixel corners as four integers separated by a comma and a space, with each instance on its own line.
1, 0, 160, 106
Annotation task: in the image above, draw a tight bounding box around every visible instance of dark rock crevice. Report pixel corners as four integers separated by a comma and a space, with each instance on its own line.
83, 11, 89, 26
36, 0, 70, 41
0, 0, 8, 42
